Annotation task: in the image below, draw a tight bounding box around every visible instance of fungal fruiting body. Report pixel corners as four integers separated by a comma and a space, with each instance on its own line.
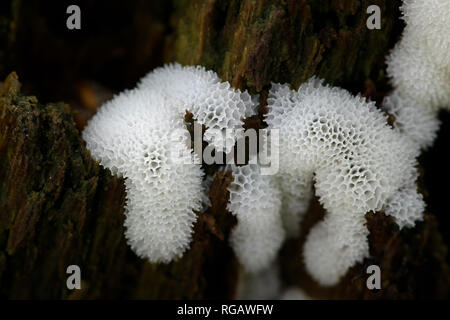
83, 61, 429, 287
82, 88, 204, 262
266, 78, 423, 285
264, 83, 314, 238
276, 172, 312, 238
137, 63, 256, 153
226, 163, 284, 272
385, 0, 450, 149
83, 64, 253, 263
219, 0, 446, 289
383, 93, 441, 150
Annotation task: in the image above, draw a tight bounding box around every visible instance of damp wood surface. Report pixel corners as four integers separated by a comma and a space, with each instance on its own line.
0, 0, 449, 299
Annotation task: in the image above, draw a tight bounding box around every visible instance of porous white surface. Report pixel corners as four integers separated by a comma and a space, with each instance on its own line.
82, 63, 257, 263
138, 63, 256, 152
276, 172, 312, 238
83, 87, 204, 263
385, 186, 425, 229
266, 78, 422, 285
227, 164, 285, 272
303, 208, 370, 286
386, 0, 450, 112
383, 92, 441, 150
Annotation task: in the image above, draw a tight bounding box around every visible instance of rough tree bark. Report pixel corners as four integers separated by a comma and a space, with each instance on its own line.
0, 0, 449, 299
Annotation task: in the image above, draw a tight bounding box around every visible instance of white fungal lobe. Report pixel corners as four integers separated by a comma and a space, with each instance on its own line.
138, 63, 257, 152
383, 93, 441, 150
275, 172, 312, 238
227, 164, 285, 273
82, 82, 204, 263
82, 57, 431, 288
266, 78, 423, 285
386, 0, 450, 111
384, 186, 425, 229
82, 64, 256, 263
303, 208, 370, 286
384, 0, 450, 150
